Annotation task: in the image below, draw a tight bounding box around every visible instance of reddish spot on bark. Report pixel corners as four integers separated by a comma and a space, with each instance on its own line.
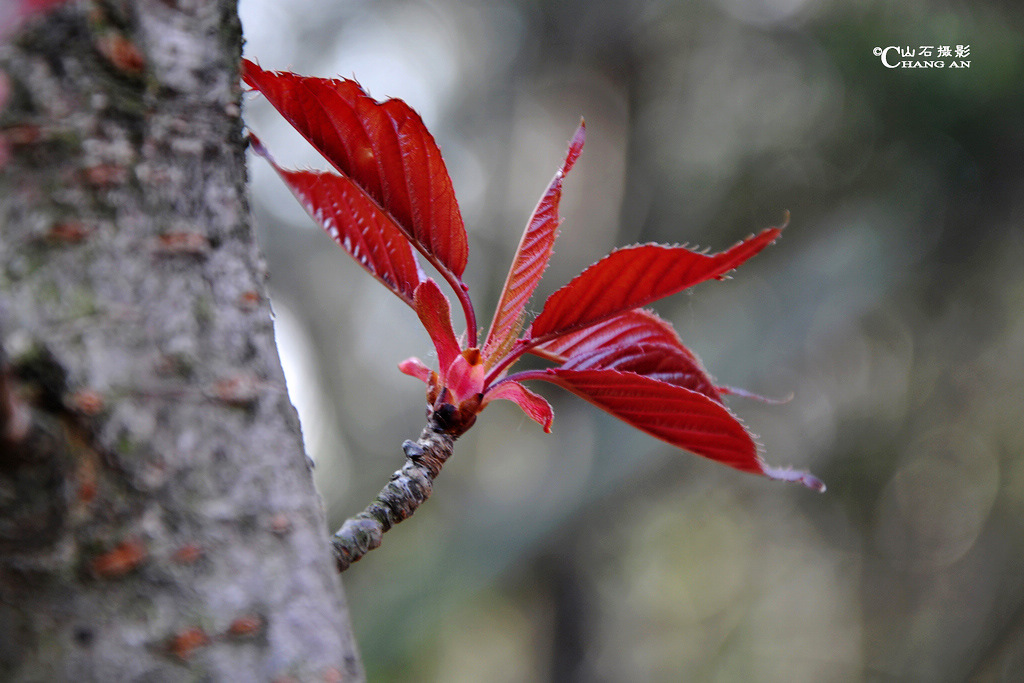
1, 365, 31, 445
45, 221, 94, 244
238, 290, 261, 310
172, 543, 203, 565
68, 388, 104, 415
77, 479, 97, 504
153, 353, 193, 378
210, 373, 260, 406
75, 455, 98, 504
167, 627, 209, 661
82, 163, 128, 187
4, 124, 42, 146
227, 614, 264, 637
321, 667, 343, 683
269, 513, 291, 536
21, 0, 69, 15
154, 232, 211, 256
91, 539, 147, 578
95, 32, 146, 74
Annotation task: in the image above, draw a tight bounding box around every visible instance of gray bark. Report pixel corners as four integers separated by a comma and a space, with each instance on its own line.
0, 1, 362, 680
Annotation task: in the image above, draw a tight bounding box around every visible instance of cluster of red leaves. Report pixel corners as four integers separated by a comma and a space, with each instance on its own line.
242, 60, 823, 491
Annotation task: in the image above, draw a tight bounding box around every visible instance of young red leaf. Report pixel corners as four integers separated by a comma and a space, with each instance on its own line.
483, 380, 554, 432
251, 135, 424, 306
242, 60, 469, 280
483, 121, 586, 367
444, 350, 485, 407
532, 309, 721, 402
413, 279, 461, 373
527, 223, 784, 342
398, 357, 435, 385
540, 368, 823, 490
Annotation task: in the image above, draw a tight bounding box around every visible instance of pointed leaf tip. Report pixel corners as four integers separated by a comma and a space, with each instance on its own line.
762, 465, 826, 492
717, 385, 795, 405
482, 121, 587, 364
562, 120, 586, 176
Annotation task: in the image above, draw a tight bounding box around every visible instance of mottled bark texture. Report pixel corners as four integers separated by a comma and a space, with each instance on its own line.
0, 1, 362, 680
332, 420, 455, 571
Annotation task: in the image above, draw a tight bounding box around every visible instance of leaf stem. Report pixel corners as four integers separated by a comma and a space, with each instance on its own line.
489, 368, 552, 388
483, 336, 547, 387
452, 278, 478, 348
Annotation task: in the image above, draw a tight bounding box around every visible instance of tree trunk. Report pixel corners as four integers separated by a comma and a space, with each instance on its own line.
0, 1, 363, 680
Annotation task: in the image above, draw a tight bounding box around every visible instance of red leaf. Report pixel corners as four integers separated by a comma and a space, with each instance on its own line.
251, 135, 424, 306
540, 368, 822, 489
527, 224, 784, 342
545, 368, 755, 471
532, 309, 721, 402
483, 380, 554, 432
533, 310, 694, 363
483, 121, 585, 366
413, 279, 461, 372
242, 60, 469, 279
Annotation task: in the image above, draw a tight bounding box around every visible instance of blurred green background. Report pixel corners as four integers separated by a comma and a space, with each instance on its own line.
239, 0, 1024, 680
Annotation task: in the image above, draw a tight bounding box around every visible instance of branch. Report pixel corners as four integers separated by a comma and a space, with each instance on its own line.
331, 419, 456, 571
